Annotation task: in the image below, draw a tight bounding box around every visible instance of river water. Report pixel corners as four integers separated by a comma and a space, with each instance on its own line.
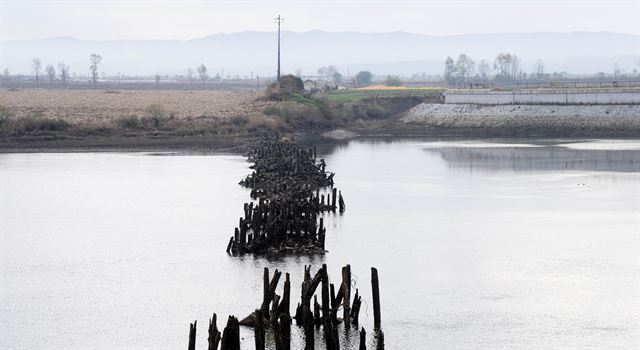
1, 139, 639, 349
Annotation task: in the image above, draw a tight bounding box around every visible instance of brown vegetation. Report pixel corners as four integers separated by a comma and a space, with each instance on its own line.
0, 89, 285, 139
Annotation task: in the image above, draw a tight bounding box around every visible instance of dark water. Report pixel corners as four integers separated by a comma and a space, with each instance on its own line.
1, 139, 639, 349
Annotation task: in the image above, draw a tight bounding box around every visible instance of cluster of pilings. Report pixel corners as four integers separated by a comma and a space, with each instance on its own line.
187, 265, 384, 350
227, 141, 345, 255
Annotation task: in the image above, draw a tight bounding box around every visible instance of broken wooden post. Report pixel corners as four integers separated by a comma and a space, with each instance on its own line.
188, 320, 197, 350
321, 264, 336, 350
254, 309, 265, 350
342, 265, 351, 328
208, 313, 221, 350
220, 316, 240, 350
279, 313, 291, 350
338, 191, 345, 213
359, 327, 366, 350
371, 267, 381, 331
332, 187, 337, 211
274, 318, 284, 350
261, 268, 281, 317
351, 289, 362, 326
225, 237, 234, 254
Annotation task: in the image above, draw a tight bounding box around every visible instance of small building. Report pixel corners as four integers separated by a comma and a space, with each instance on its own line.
303, 79, 317, 91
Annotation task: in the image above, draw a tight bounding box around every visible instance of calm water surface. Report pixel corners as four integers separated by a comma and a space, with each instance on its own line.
1, 139, 639, 349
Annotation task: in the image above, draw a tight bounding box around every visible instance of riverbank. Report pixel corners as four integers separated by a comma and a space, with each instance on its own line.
2, 88, 639, 151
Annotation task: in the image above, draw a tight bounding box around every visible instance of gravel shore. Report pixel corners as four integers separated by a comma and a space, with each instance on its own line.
402, 103, 640, 137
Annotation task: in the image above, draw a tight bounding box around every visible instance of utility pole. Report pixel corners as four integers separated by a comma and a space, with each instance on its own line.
275, 14, 284, 81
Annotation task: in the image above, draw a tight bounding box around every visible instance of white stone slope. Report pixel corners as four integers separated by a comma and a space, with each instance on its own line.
403, 103, 640, 131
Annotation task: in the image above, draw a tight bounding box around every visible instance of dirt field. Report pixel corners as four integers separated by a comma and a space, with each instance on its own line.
0, 89, 265, 125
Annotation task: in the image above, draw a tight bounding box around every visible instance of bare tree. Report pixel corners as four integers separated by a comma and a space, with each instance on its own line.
510, 55, 521, 82
58, 63, 70, 84
45, 64, 56, 84
478, 60, 490, 81
613, 62, 620, 79
493, 53, 510, 80
443, 57, 455, 85
89, 54, 102, 85
534, 59, 544, 80
196, 64, 208, 85
455, 54, 475, 82
187, 68, 194, 85
32, 58, 42, 83
317, 65, 338, 80
2, 68, 9, 86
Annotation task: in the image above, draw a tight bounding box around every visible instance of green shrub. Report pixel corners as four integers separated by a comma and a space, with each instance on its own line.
142, 104, 167, 128
384, 75, 403, 87
21, 116, 70, 132
365, 105, 386, 119
263, 106, 281, 116
0, 105, 12, 130
117, 115, 141, 129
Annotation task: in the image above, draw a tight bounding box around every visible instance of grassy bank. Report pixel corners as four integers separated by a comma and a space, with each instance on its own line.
1, 88, 437, 150
325, 87, 444, 103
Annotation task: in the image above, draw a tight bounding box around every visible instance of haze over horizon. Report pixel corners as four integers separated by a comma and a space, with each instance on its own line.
1, 0, 639, 77
1, 0, 639, 41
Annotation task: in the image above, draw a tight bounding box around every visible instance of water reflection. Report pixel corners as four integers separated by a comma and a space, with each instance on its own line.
425, 146, 640, 172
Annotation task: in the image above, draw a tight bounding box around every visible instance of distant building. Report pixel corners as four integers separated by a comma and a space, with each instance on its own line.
303, 79, 317, 91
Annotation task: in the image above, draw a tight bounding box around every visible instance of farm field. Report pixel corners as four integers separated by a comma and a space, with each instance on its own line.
0, 89, 264, 124
325, 86, 444, 103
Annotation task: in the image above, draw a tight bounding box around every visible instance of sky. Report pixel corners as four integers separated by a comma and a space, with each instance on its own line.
1, 0, 639, 41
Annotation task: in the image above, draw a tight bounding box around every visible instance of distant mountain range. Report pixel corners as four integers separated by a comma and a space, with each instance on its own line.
2, 31, 638, 77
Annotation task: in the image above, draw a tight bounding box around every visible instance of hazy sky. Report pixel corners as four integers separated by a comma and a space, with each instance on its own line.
1, 0, 639, 40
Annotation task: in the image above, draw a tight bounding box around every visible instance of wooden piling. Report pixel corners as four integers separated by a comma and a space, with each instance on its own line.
371, 268, 381, 331
188, 320, 197, 350
351, 289, 362, 325
220, 316, 240, 350
208, 313, 221, 350
359, 327, 367, 350
376, 330, 384, 350
342, 265, 351, 328
254, 309, 265, 350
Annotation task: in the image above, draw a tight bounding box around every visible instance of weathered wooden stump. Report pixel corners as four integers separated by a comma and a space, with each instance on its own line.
208, 313, 221, 350
220, 316, 240, 350
188, 320, 197, 350
359, 327, 367, 350
371, 267, 381, 332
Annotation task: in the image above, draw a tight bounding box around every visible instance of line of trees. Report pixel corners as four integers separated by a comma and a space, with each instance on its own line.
444, 53, 551, 85
21, 54, 101, 85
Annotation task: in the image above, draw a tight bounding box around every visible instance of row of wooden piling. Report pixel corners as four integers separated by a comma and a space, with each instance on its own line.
227, 141, 345, 255
187, 265, 384, 350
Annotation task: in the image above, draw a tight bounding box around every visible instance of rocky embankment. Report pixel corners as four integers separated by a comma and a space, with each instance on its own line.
401, 103, 640, 137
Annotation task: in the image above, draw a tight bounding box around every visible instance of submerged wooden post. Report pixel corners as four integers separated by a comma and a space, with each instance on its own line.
359, 327, 367, 350
332, 188, 337, 211
188, 320, 197, 350
376, 330, 384, 350
220, 316, 240, 350
321, 264, 336, 350
351, 289, 362, 325
280, 313, 291, 350
254, 309, 265, 350
371, 267, 381, 331
342, 264, 351, 328
208, 313, 221, 350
